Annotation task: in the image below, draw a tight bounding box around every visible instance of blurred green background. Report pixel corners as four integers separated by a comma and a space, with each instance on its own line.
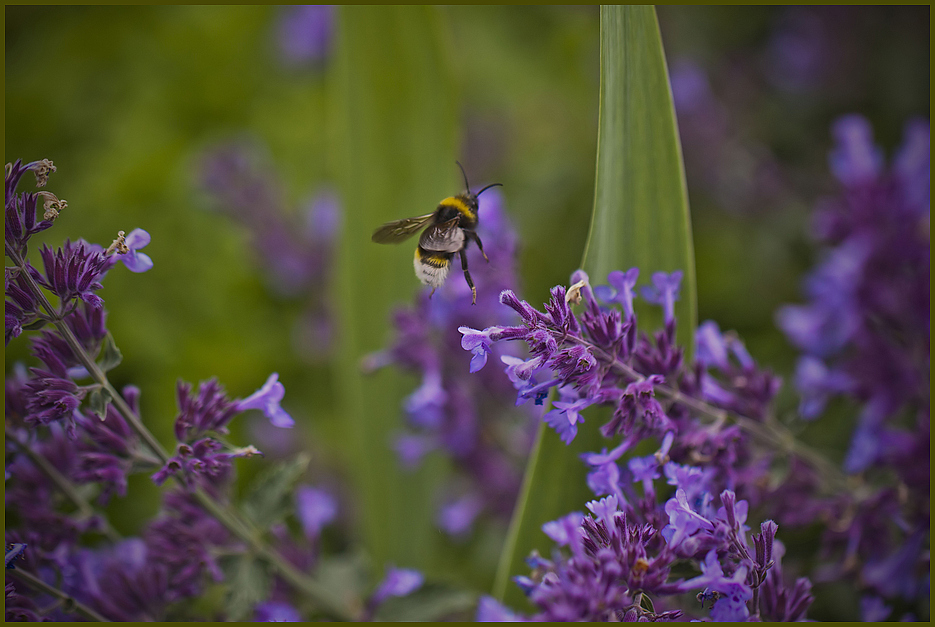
5, 5, 928, 616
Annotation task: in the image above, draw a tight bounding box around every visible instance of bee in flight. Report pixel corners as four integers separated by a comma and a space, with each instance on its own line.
371, 162, 502, 305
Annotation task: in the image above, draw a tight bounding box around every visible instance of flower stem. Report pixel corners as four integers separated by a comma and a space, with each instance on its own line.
6, 427, 123, 543
7, 246, 356, 621
7, 567, 110, 622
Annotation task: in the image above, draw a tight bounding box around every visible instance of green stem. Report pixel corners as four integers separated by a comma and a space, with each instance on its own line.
6, 245, 356, 621
6, 427, 123, 543
7, 567, 110, 622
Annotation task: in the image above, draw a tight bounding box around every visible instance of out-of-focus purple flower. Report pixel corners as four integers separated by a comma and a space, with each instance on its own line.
23, 369, 84, 438
295, 485, 337, 540
144, 490, 233, 601
236, 373, 294, 429
5, 580, 41, 622
365, 565, 423, 618
437, 493, 484, 537
255, 600, 303, 622
277, 5, 335, 67
476, 595, 526, 621
5, 543, 27, 569
829, 115, 884, 186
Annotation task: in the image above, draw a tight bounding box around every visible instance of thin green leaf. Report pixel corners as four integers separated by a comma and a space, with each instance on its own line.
494, 6, 696, 609
331, 6, 458, 571
240, 453, 310, 529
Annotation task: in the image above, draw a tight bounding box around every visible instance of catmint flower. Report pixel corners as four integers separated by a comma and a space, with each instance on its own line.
295, 485, 337, 540
98, 228, 153, 273
277, 5, 335, 66
640, 270, 683, 326
235, 372, 295, 428
255, 600, 303, 622
680, 550, 752, 621
594, 268, 639, 320
35, 240, 110, 309
23, 369, 84, 437
438, 493, 484, 537
361, 565, 424, 619
543, 391, 594, 444
476, 595, 526, 621
5, 159, 58, 256
828, 114, 884, 186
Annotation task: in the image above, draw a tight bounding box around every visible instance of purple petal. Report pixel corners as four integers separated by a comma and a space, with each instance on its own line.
236, 373, 294, 428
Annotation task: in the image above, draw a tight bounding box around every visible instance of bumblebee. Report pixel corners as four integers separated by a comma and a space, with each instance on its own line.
371, 162, 502, 305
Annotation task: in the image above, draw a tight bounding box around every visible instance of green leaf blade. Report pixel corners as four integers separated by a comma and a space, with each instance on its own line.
583, 6, 696, 348
494, 6, 696, 610
331, 6, 458, 573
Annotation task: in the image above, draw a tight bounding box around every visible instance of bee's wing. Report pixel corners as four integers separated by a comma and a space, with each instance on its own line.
371, 213, 436, 244
419, 216, 464, 253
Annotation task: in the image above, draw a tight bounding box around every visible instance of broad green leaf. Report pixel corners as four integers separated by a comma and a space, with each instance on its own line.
331, 6, 457, 572
87, 386, 113, 421
97, 332, 123, 372
494, 6, 696, 610
582, 6, 696, 345
221, 554, 271, 621
240, 453, 310, 529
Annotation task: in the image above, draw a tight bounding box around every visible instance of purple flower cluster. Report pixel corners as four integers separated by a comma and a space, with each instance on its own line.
462, 269, 816, 620
365, 188, 538, 537
6, 158, 371, 621
775, 116, 930, 616
199, 141, 341, 358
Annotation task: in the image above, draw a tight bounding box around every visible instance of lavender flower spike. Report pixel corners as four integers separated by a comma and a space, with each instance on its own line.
236, 372, 294, 428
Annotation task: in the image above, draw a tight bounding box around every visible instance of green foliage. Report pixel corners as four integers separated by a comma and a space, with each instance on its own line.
330, 5, 457, 573
97, 332, 123, 372
240, 453, 310, 529
221, 554, 272, 622
493, 6, 696, 609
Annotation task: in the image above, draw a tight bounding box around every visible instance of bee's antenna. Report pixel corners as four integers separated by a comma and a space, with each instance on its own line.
455, 160, 471, 192
476, 183, 503, 197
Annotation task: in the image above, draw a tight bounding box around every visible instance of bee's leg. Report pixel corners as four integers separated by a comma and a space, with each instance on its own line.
429, 288, 436, 299
459, 248, 477, 305
468, 231, 489, 262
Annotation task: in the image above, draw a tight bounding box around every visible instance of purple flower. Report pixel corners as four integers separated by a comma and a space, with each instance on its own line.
277, 5, 335, 66
458, 326, 498, 372
109, 228, 153, 273
236, 373, 294, 429
679, 550, 752, 621
476, 595, 526, 621
368, 565, 424, 609
594, 268, 640, 320
36, 240, 109, 309
5, 159, 58, 256
640, 270, 683, 325
255, 600, 303, 622
543, 393, 593, 444
437, 493, 484, 537
295, 485, 337, 540
829, 114, 884, 186
174, 378, 238, 441
23, 369, 84, 437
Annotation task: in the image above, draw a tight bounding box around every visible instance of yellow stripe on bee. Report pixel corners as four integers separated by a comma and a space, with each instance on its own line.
415, 247, 450, 268
439, 196, 474, 220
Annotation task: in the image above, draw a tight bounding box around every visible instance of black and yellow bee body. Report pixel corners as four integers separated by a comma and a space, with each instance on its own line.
372, 163, 501, 304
